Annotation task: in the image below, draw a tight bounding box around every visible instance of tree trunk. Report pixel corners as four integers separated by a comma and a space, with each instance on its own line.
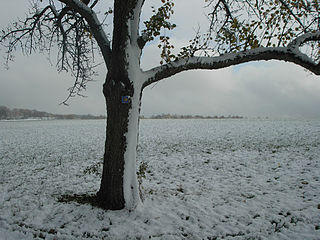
97, 73, 142, 210
96, 0, 144, 210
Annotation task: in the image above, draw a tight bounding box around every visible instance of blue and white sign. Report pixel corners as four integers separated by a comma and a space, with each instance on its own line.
121, 96, 130, 104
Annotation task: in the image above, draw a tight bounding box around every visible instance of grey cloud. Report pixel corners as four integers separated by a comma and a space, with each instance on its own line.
1, 1, 320, 119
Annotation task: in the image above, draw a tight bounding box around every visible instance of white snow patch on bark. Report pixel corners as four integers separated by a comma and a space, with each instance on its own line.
123, 90, 141, 210
123, 42, 146, 210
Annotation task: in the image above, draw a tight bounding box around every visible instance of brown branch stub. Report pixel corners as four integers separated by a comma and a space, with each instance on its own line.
137, 36, 146, 49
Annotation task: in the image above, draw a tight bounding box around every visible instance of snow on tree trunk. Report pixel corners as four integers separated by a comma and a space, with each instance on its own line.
123, 84, 142, 210
123, 44, 145, 210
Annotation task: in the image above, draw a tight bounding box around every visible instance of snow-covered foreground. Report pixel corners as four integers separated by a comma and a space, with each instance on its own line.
0, 119, 320, 240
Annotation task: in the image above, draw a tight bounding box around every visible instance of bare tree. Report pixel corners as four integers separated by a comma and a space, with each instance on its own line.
1, 0, 319, 210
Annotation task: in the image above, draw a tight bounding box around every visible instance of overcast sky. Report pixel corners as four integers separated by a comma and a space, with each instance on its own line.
0, 0, 320, 119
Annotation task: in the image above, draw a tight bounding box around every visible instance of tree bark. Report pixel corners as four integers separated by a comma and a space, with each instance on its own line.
97, 71, 141, 210
97, 79, 126, 209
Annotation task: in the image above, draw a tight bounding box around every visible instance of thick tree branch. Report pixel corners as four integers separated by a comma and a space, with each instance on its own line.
143, 31, 320, 88
129, 0, 145, 48
288, 31, 320, 49
58, 0, 112, 68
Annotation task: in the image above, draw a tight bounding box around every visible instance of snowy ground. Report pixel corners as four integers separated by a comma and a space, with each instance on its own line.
0, 119, 320, 240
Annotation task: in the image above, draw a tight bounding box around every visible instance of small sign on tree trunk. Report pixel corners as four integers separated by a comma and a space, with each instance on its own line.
121, 96, 130, 104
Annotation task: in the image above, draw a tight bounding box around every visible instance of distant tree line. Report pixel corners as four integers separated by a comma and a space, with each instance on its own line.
145, 114, 244, 119
0, 106, 106, 120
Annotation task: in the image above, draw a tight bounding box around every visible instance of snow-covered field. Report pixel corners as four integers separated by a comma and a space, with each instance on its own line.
0, 118, 320, 240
